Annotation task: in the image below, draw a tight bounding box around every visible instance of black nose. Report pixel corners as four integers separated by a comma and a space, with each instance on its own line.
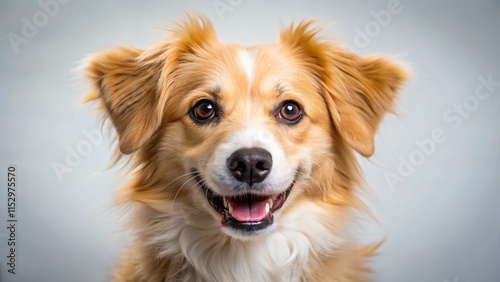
227, 148, 272, 186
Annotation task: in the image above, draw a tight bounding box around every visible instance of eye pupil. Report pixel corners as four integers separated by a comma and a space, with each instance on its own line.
197, 103, 213, 117
279, 101, 302, 123
191, 100, 216, 122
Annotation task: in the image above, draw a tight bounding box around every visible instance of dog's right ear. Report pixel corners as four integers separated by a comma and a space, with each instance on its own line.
83, 46, 164, 154
82, 15, 217, 154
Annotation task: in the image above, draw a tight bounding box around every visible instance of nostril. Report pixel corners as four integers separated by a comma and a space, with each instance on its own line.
227, 148, 273, 186
255, 161, 270, 171
227, 159, 240, 171
228, 159, 246, 171
235, 162, 246, 174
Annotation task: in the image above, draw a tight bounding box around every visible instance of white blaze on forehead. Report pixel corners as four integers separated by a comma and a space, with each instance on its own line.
238, 49, 256, 82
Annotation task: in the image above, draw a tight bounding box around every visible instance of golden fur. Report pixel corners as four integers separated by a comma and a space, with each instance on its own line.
83, 14, 408, 282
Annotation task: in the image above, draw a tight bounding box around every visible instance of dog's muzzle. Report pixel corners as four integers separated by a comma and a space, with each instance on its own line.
195, 148, 295, 235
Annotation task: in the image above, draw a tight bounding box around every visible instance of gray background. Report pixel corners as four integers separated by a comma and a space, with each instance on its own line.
1, 0, 499, 281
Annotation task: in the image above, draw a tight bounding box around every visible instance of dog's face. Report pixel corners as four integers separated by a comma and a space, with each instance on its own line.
84, 16, 408, 240
169, 44, 331, 238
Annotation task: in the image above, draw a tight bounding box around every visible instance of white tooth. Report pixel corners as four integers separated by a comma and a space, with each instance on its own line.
223, 197, 228, 208
267, 198, 274, 209
228, 204, 233, 215
265, 203, 270, 214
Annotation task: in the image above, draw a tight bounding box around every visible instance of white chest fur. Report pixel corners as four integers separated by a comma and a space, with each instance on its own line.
147, 202, 347, 282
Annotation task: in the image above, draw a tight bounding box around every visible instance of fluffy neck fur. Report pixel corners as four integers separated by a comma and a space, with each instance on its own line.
123, 201, 359, 282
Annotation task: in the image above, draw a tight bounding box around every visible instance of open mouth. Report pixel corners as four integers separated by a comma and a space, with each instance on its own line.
194, 172, 294, 233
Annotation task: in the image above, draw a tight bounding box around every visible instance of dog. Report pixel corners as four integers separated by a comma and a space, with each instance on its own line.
83, 14, 408, 282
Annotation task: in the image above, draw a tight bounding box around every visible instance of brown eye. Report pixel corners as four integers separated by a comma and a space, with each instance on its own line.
278, 101, 302, 123
191, 99, 217, 123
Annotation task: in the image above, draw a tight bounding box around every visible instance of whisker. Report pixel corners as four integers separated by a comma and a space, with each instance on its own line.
296, 171, 325, 198
192, 178, 207, 198
160, 171, 197, 192
169, 174, 200, 212
170, 170, 212, 212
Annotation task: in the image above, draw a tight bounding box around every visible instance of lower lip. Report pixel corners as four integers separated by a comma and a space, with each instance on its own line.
193, 170, 297, 233
222, 185, 294, 233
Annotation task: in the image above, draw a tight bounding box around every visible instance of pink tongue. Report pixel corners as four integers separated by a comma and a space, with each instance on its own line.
226, 197, 270, 222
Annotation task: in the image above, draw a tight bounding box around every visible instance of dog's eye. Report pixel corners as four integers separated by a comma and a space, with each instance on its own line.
278, 101, 302, 124
190, 99, 217, 123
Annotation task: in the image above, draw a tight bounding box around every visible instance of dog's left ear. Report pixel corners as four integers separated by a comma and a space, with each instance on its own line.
326, 55, 409, 157
280, 21, 409, 157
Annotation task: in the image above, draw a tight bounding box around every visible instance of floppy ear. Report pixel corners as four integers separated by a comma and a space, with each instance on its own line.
280, 21, 409, 157
83, 47, 164, 154
82, 15, 217, 154
327, 55, 409, 157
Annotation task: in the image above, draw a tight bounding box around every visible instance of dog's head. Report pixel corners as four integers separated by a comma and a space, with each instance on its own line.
84, 15, 408, 239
